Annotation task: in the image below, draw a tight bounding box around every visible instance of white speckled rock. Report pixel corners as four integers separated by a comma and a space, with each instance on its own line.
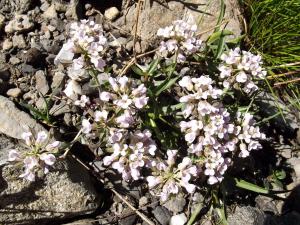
0, 157, 101, 224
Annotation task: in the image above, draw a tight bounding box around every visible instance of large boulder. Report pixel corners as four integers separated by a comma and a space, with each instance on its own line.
114, 0, 242, 51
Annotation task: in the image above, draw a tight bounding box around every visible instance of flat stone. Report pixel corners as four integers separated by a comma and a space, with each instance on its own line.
0, 158, 101, 224
227, 206, 266, 225
5, 15, 34, 33
35, 70, 49, 95
114, 0, 242, 52
170, 213, 187, 225
163, 194, 186, 213
0, 95, 45, 139
6, 88, 22, 98
152, 206, 171, 225
23, 48, 43, 65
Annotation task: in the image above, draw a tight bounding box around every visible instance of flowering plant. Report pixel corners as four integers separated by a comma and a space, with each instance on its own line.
9, 18, 269, 216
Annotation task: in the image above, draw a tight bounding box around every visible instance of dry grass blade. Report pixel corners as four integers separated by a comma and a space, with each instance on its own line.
133, 0, 144, 56
274, 77, 300, 87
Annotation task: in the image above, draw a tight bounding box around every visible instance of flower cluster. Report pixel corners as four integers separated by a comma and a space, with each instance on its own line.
8, 131, 60, 181
81, 75, 149, 135
218, 48, 267, 93
176, 75, 265, 184
147, 150, 198, 201
157, 20, 202, 63
54, 20, 108, 100
103, 129, 157, 181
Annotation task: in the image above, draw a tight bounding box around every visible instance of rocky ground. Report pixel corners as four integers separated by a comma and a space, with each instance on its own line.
0, 0, 299, 225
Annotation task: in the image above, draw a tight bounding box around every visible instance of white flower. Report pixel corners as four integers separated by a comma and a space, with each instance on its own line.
133, 96, 148, 109
23, 156, 39, 170
8, 150, 21, 161
236, 71, 248, 83
74, 95, 90, 107
40, 153, 56, 166
82, 119, 92, 134
36, 131, 48, 145
21, 131, 32, 146
94, 110, 109, 122
100, 92, 112, 101
19, 169, 36, 182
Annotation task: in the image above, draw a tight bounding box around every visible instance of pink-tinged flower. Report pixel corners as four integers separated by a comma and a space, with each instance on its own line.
19, 169, 36, 182
23, 156, 39, 170
184, 182, 196, 193
82, 119, 92, 134
207, 176, 218, 185
100, 92, 112, 101
147, 176, 162, 188
36, 131, 48, 145
236, 71, 248, 83
91, 56, 106, 70
94, 110, 109, 122
40, 153, 56, 166
8, 150, 21, 161
46, 141, 60, 150
114, 95, 132, 109
115, 110, 134, 128
118, 76, 129, 92
21, 131, 32, 146
103, 155, 114, 166
133, 96, 149, 109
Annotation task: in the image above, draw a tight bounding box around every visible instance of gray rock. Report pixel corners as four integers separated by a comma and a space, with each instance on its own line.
2, 39, 13, 51
0, 95, 45, 139
109, 37, 128, 47
256, 92, 299, 134
51, 71, 66, 93
12, 34, 27, 49
227, 206, 266, 225
50, 101, 72, 116
0, 14, 5, 29
6, 88, 22, 98
0, 0, 33, 14
114, 0, 242, 52
5, 15, 34, 33
163, 194, 186, 213
20, 63, 37, 74
104, 7, 120, 21
0, 134, 17, 166
35, 70, 49, 95
0, 158, 101, 224
139, 196, 148, 207
9, 56, 21, 65
255, 195, 279, 214
152, 206, 171, 225
119, 213, 137, 225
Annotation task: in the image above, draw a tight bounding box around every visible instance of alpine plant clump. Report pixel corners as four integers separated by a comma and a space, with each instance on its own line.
8, 19, 267, 202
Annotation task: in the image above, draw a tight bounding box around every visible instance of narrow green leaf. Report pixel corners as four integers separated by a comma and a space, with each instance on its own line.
235, 178, 269, 194
208, 30, 233, 44
147, 58, 160, 76
154, 76, 180, 96
131, 65, 145, 76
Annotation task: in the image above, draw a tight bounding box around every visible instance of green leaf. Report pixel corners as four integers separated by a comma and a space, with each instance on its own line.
214, 0, 225, 32
147, 58, 160, 76
131, 64, 145, 76
208, 30, 233, 44
274, 170, 286, 180
234, 178, 269, 194
154, 76, 180, 96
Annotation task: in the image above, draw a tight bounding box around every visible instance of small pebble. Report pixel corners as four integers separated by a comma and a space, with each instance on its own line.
7, 88, 22, 98
104, 7, 120, 21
